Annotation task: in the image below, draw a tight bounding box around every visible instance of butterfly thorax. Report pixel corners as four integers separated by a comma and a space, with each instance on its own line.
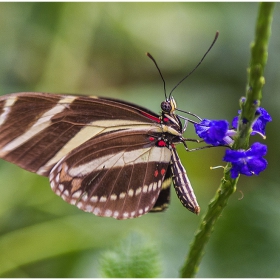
158, 96, 183, 145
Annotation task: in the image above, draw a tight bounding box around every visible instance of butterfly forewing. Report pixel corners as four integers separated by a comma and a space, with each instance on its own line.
49, 130, 171, 219
0, 92, 161, 176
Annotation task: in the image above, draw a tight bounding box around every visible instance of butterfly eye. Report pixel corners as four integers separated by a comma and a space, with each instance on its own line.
161, 101, 172, 112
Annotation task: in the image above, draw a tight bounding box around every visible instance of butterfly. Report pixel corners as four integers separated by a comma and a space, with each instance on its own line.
0, 32, 219, 219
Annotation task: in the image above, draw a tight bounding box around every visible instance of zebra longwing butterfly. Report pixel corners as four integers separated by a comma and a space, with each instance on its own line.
0, 33, 218, 219
0, 92, 198, 219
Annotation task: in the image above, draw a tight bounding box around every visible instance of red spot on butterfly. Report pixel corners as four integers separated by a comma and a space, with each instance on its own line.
154, 170, 159, 177
161, 168, 166, 176
149, 137, 155, 141
141, 112, 160, 123
163, 117, 169, 122
157, 140, 166, 147
171, 143, 175, 148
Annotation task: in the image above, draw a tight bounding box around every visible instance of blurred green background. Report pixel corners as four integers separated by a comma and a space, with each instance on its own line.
0, 2, 279, 278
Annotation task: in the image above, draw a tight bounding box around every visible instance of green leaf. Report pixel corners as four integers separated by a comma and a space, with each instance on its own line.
99, 232, 161, 278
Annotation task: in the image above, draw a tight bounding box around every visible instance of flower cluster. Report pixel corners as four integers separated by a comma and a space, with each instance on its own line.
232, 107, 272, 137
194, 106, 271, 178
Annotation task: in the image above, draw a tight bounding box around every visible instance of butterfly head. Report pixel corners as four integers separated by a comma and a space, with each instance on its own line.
161, 96, 177, 114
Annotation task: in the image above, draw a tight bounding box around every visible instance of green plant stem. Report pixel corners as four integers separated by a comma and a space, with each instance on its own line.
236, 2, 275, 149
180, 2, 275, 278
181, 164, 238, 277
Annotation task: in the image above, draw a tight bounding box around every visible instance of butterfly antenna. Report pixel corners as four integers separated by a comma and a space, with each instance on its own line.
169, 31, 219, 99
146, 52, 167, 100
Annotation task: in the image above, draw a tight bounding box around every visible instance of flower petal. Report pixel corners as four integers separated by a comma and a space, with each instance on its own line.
195, 119, 229, 146
223, 142, 268, 178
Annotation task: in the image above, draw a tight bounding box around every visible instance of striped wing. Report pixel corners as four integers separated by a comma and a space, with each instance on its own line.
0, 92, 161, 176
0, 92, 172, 219
150, 165, 171, 212
49, 130, 171, 219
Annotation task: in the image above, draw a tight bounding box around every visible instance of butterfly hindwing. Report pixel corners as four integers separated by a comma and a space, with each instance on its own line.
150, 164, 172, 212
49, 129, 172, 219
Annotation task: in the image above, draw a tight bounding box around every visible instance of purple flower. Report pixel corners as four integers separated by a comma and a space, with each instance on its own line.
223, 142, 268, 179
232, 107, 272, 136
194, 119, 234, 146
251, 107, 272, 135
